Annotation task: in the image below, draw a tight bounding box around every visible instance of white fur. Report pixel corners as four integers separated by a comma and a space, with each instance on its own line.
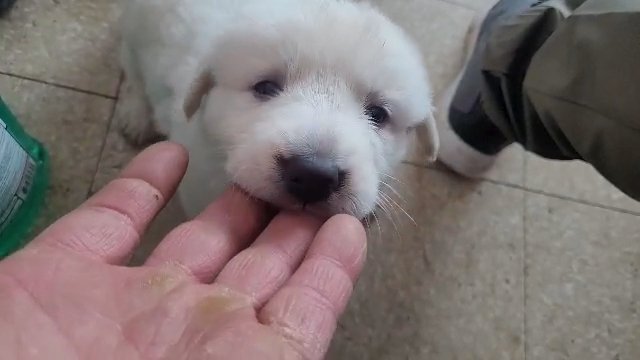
119, 0, 438, 219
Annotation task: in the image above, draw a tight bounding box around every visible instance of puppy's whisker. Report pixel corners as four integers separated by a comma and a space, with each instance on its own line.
347, 196, 361, 221
379, 174, 416, 226
379, 180, 406, 204
376, 193, 401, 241
362, 212, 381, 244
349, 194, 364, 219
380, 190, 416, 227
363, 216, 371, 234
381, 172, 406, 186
370, 208, 383, 242
352, 192, 376, 238
376, 193, 394, 221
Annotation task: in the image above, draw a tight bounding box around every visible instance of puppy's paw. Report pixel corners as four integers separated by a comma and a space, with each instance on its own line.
116, 82, 166, 147
117, 114, 166, 147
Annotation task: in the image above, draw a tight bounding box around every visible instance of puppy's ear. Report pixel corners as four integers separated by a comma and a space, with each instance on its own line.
183, 70, 215, 120
416, 111, 440, 163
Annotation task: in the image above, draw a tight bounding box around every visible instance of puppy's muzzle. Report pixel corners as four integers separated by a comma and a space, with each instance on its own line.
279, 155, 346, 204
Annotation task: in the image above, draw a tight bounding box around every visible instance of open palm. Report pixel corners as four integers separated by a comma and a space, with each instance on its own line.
0, 143, 366, 360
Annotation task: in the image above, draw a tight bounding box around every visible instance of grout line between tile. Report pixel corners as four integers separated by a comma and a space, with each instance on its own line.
522, 163, 529, 360
86, 73, 124, 198
521, 147, 528, 190
0, 71, 117, 100
435, 0, 479, 11
403, 161, 640, 217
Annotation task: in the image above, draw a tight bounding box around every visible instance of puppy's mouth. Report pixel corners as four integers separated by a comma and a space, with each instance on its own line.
231, 153, 353, 218
233, 180, 337, 216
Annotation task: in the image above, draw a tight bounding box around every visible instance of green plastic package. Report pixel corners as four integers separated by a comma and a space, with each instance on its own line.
0, 97, 49, 258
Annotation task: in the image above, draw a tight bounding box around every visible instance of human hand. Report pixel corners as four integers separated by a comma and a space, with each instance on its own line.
0, 142, 367, 360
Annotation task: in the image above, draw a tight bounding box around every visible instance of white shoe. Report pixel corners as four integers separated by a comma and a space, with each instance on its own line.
436, 8, 504, 179
438, 125, 498, 178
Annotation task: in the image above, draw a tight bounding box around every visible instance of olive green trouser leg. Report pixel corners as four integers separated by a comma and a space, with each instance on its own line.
479, 0, 640, 200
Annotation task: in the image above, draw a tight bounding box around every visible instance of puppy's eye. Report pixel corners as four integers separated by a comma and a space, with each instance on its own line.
253, 80, 282, 99
365, 105, 390, 127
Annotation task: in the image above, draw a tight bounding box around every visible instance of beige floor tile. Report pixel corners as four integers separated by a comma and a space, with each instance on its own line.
0, 74, 114, 233
525, 154, 640, 213
329, 165, 525, 360
92, 95, 187, 264
481, 145, 526, 185
442, 0, 498, 10
525, 194, 640, 360
0, 0, 121, 96
90, 98, 138, 194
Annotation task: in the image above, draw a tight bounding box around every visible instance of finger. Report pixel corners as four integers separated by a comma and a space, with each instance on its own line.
33, 142, 188, 264
259, 215, 367, 360
213, 212, 323, 307
145, 187, 273, 282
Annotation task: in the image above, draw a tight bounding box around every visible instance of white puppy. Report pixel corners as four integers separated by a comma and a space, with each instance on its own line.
119, 0, 438, 219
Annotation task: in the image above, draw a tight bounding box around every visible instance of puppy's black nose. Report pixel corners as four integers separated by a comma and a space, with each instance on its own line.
280, 155, 344, 204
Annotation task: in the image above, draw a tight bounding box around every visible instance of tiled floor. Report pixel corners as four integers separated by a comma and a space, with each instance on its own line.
1, 0, 638, 359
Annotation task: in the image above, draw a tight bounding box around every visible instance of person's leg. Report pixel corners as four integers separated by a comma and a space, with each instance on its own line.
437, 0, 541, 176
438, 0, 640, 200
